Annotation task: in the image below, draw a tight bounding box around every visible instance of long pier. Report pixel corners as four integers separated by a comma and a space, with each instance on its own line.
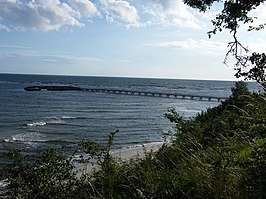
24, 86, 228, 102
82, 88, 227, 102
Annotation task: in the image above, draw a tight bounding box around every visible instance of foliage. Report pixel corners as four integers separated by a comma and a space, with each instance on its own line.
1, 82, 265, 198
184, 0, 265, 32
184, 0, 266, 91
1, 148, 77, 199
0, 131, 120, 199
237, 52, 266, 90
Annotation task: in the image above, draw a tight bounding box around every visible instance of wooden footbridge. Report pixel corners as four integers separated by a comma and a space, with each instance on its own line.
24, 86, 228, 102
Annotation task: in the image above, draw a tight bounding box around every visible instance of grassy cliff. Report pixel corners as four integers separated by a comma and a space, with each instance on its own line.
1, 82, 265, 199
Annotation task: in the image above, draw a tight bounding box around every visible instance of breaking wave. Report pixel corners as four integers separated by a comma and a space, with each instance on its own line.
3, 132, 45, 144
25, 116, 86, 127
2, 132, 76, 147
27, 121, 47, 127
61, 116, 77, 119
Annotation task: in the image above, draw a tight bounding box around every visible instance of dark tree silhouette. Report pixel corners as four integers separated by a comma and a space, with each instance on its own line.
184, 0, 266, 91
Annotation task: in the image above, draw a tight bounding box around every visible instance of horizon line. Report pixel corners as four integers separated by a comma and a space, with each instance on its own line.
0, 72, 237, 82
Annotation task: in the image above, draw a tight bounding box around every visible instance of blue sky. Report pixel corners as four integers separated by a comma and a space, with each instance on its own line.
0, 0, 265, 80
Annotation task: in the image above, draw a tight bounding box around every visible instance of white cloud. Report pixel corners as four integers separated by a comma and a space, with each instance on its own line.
145, 0, 176, 12
0, 44, 32, 49
48, 54, 102, 63
0, 0, 211, 31
153, 38, 266, 58
247, 39, 266, 53
68, 0, 100, 18
0, 0, 241, 31
0, 47, 102, 64
0, 49, 40, 59
249, 4, 266, 29
143, 0, 201, 29
99, 0, 140, 28
153, 39, 226, 50
0, 23, 11, 32
0, 0, 100, 31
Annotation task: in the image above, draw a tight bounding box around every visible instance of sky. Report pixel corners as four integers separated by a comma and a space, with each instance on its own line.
0, 0, 266, 80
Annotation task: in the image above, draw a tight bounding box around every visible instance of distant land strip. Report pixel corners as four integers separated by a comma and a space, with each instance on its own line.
24, 86, 228, 102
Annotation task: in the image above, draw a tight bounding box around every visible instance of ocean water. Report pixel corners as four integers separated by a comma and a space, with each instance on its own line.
0, 74, 247, 169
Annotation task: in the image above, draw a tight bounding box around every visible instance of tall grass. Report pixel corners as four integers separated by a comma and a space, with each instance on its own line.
1, 82, 265, 199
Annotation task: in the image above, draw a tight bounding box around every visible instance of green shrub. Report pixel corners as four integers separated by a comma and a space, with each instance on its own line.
1, 82, 265, 199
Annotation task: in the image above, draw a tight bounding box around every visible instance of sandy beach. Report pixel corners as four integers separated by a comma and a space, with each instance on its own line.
111, 142, 163, 160
74, 142, 164, 177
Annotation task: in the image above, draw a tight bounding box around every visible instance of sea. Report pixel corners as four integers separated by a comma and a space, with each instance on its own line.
0, 74, 260, 179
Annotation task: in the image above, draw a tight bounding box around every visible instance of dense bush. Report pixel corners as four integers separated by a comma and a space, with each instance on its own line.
1, 82, 265, 199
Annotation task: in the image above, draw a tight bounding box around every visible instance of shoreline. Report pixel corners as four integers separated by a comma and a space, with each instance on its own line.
110, 141, 164, 160
74, 142, 164, 177
0, 142, 165, 191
